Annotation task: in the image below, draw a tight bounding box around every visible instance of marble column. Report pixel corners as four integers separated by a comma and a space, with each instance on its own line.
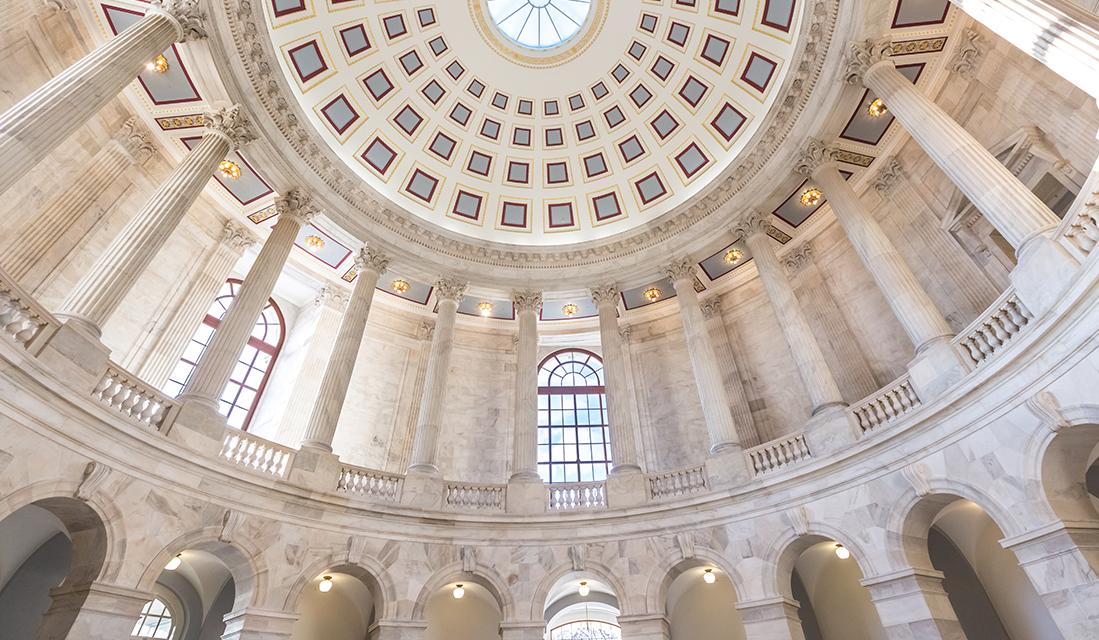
860, 568, 966, 640
0, 117, 155, 290
387, 321, 433, 473
735, 212, 846, 416
175, 188, 315, 417
846, 37, 1074, 313
510, 291, 542, 481
55, 105, 254, 338
406, 277, 467, 475
661, 258, 742, 455
33, 581, 155, 640
0, 0, 207, 197
700, 298, 762, 448
590, 283, 641, 474
273, 284, 349, 446
736, 597, 807, 640
132, 221, 254, 387
299, 247, 389, 452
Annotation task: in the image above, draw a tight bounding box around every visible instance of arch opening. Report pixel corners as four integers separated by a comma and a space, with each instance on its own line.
424, 579, 504, 640
785, 538, 884, 640
543, 572, 620, 639
664, 561, 746, 640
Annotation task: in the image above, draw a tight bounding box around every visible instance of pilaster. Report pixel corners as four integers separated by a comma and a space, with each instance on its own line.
617, 613, 670, 640
219, 607, 299, 640
33, 581, 154, 640
860, 567, 966, 640
700, 297, 761, 447
736, 596, 807, 640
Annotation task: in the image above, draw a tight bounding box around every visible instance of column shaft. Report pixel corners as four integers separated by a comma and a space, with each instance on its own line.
387, 322, 433, 472
407, 280, 466, 474
177, 202, 309, 411
702, 300, 762, 447
299, 250, 387, 451
55, 128, 230, 336
863, 60, 1060, 250
0, 9, 181, 196
742, 226, 846, 414
813, 162, 954, 352
592, 285, 641, 472
511, 292, 541, 481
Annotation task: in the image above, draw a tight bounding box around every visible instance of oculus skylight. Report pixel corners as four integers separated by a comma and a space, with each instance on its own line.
486, 0, 593, 49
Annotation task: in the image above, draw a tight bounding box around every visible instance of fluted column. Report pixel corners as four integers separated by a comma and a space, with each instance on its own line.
176, 188, 315, 415
134, 221, 254, 387
661, 258, 742, 454
736, 212, 846, 415
299, 247, 390, 452
407, 277, 467, 475
510, 291, 542, 481
846, 38, 1060, 252
55, 105, 254, 338
0, 0, 207, 197
591, 284, 641, 473
796, 139, 955, 353
700, 299, 761, 448
1, 117, 155, 290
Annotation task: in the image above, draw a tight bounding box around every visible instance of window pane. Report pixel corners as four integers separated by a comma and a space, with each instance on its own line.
537, 351, 611, 484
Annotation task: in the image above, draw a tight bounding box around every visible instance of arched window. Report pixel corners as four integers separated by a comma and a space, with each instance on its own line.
537, 349, 612, 483
163, 279, 285, 430
132, 598, 176, 639
551, 620, 621, 639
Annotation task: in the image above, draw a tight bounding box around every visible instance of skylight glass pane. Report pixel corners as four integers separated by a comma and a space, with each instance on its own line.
487, 0, 592, 49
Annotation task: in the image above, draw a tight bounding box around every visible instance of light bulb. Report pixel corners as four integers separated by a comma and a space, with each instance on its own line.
319, 575, 333, 592
703, 569, 716, 584
835, 544, 850, 560
164, 554, 182, 571
453, 584, 465, 599
578, 581, 590, 597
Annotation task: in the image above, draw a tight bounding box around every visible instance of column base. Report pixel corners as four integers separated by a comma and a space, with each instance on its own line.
705, 445, 750, 489
164, 397, 228, 458
34, 581, 154, 640
505, 476, 547, 514
804, 404, 857, 457
906, 337, 971, 402
288, 446, 342, 494
400, 470, 444, 509
1011, 233, 1080, 317
606, 466, 648, 508
34, 319, 111, 395
734, 596, 806, 640
220, 608, 299, 640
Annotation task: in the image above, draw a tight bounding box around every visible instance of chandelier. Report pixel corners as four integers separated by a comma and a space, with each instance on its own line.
724, 249, 743, 265
218, 161, 241, 179
146, 55, 169, 73
304, 235, 324, 252
644, 287, 661, 302
800, 188, 822, 206
562, 303, 579, 317
868, 98, 888, 117
392, 280, 410, 293
478, 302, 494, 316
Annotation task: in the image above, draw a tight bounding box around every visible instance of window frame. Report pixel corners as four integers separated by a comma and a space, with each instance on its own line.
537, 348, 613, 484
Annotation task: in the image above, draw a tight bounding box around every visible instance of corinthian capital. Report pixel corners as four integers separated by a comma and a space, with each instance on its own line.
732, 210, 773, 240
590, 283, 619, 308
202, 105, 256, 150
434, 277, 468, 302
273, 188, 319, 226
659, 257, 697, 283
113, 117, 156, 165
699, 298, 722, 320
513, 291, 543, 314
220, 221, 256, 254
149, 0, 208, 42
315, 284, 350, 312
794, 137, 838, 176
844, 36, 893, 86
354, 246, 390, 276
869, 156, 903, 199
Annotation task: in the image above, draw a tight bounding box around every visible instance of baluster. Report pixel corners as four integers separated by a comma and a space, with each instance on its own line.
982, 323, 1003, 350
972, 329, 994, 359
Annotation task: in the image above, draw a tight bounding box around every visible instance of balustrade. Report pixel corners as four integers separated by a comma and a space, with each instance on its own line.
93, 364, 175, 430
648, 466, 707, 499
219, 431, 292, 477
548, 482, 606, 510
745, 433, 812, 475
337, 466, 403, 502
445, 483, 505, 511
952, 290, 1033, 366
0, 271, 53, 348
1064, 204, 1099, 256
849, 375, 921, 434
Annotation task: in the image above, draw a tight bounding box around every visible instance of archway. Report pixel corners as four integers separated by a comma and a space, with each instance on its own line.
134, 549, 236, 640
288, 564, 382, 640
543, 572, 620, 639
664, 561, 746, 640
780, 536, 885, 640
423, 578, 503, 640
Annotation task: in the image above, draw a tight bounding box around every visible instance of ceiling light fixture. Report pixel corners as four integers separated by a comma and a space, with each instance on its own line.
218, 161, 241, 179
835, 544, 850, 560
453, 584, 465, 599
304, 235, 325, 252
146, 55, 169, 73
703, 568, 716, 584
724, 249, 743, 265
478, 302, 494, 316
164, 554, 182, 571
578, 581, 590, 597
801, 189, 822, 206
319, 575, 333, 592
562, 303, 579, 317
392, 280, 410, 293
868, 98, 888, 117
644, 287, 661, 303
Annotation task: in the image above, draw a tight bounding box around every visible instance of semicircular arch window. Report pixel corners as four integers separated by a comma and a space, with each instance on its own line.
487, 0, 592, 49
537, 349, 611, 483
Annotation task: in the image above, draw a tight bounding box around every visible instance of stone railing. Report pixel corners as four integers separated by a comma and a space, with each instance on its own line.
219, 431, 293, 477
648, 466, 706, 499
952, 289, 1033, 366
1062, 203, 1099, 258
337, 466, 403, 502
0, 271, 55, 348
848, 374, 921, 435
93, 364, 175, 430
548, 482, 606, 510
745, 432, 812, 475
445, 483, 505, 511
